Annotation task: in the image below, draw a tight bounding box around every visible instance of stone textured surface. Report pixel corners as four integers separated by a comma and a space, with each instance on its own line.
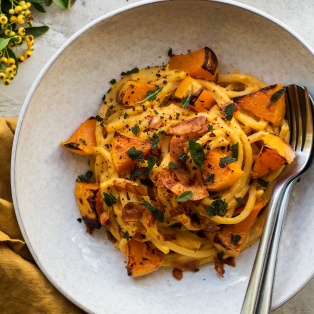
3, 0, 314, 313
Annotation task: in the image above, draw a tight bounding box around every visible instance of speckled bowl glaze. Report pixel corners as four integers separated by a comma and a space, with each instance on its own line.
11, 1, 314, 313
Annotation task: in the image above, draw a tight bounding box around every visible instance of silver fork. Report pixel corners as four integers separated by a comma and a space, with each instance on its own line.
241, 85, 314, 314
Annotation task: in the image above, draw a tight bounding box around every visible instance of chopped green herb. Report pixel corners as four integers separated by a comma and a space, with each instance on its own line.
208, 124, 214, 131
230, 142, 239, 160
179, 153, 188, 163
257, 178, 269, 188
131, 124, 140, 135
176, 190, 194, 202
151, 133, 160, 149
154, 109, 159, 115
182, 83, 193, 109
206, 199, 228, 217
231, 234, 241, 246
122, 231, 130, 240
189, 139, 205, 168
219, 156, 236, 168
140, 200, 164, 222
235, 197, 243, 205
136, 86, 163, 104
126, 146, 145, 162
79, 138, 87, 145
205, 174, 215, 183
103, 192, 117, 207
110, 78, 117, 85
168, 161, 179, 169
123, 112, 129, 119
223, 103, 236, 121
130, 155, 157, 180
95, 115, 103, 122
147, 155, 158, 172
270, 88, 286, 103
175, 112, 181, 119
77, 170, 93, 183
122, 67, 139, 75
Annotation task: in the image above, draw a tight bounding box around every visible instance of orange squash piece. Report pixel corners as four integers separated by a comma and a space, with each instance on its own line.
127, 239, 163, 276
212, 201, 267, 257
62, 117, 97, 155
203, 149, 244, 192
174, 76, 216, 112
252, 133, 295, 179
168, 47, 219, 81
234, 84, 286, 126
112, 132, 152, 172
117, 81, 158, 107
75, 182, 102, 229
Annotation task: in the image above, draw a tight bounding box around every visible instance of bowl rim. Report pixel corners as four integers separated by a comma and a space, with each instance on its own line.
11, 0, 314, 312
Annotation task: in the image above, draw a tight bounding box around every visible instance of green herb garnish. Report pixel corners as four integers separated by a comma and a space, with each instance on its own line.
219, 156, 236, 168
257, 178, 269, 188
235, 197, 243, 205
206, 199, 228, 217
122, 231, 130, 240
136, 86, 163, 104
95, 115, 103, 122
176, 190, 194, 202
230, 142, 239, 160
189, 139, 205, 168
179, 153, 188, 162
131, 124, 140, 135
168, 161, 179, 169
103, 192, 117, 207
151, 133, 159, 149
182, 83, 193, 109
205, 174, 215, 183
231, 234, 241, 246
77, 170, 93, 183
223, 103, 236, 121
139, 200, 164, 222
126, 146, 144, 162
270, 88, 286, 103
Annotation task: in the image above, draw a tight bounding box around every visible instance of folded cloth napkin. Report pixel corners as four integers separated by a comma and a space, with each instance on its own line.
0, 118, 84, 314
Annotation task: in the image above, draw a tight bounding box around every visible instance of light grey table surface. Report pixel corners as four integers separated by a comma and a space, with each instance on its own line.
1, 0, 313, 313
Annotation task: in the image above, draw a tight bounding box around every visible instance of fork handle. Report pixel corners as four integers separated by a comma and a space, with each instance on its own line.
240, 179, 289, 314
255, 181, 295, 313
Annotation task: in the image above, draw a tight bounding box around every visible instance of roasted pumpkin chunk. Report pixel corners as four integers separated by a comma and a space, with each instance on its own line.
203, 149, 244, 192
118, 81, 158, 107
112, 132, 152, 172
75, 182, 101, 230
127, 239, 163, 276
234, 84, 286, 126
168, 47, 219, 81
61, 117, 97, 155
212, 201, 267, 257
174, 76, 216, 112
252, 133, 295, 179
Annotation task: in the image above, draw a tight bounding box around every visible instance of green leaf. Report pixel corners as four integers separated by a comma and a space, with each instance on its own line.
206, 199, 228, 217
103, 192, 117, 207
136, 86, 163, 104
25, 26, 49, 38
122, 231, 130, 240
235, 196, 243, 205
257, 178, 269, 188
151, 133, 159, 149
189, 139, 205, 168
131, 124, 140, 135
176, 190, 194, 202
0, 38, 10, 51
205, 173, 215, 183
182, 83, 193, 109
270, 88, 286, 103
77, 170, 93, 183
231, 234, 241, 245
126, 146, 144, 162
140, 200, 164, 222
179, 153, 188, 162
32, 2, 46, 12
122, 67, 139, 76
52, 0, 68, 9
230, 142, 239, 160
168, 161, 179, 169
219, 155, 236, 168
147, 155, 158, 172
45, 0, 53, 5
223, 103, 236, 121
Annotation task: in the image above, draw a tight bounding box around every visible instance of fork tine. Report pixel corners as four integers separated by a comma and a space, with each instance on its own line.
295, 85, 304, 151
303, 87, 314, 155
286, 85, 298, 149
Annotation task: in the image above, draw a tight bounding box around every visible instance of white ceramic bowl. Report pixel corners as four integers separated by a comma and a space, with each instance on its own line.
11, 1, 314, 313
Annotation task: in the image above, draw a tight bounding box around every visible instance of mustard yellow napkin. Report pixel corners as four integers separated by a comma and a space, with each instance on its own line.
0, 118, 84, 314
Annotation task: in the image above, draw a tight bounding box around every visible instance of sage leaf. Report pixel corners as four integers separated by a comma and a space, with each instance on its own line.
176, 190, 194, 202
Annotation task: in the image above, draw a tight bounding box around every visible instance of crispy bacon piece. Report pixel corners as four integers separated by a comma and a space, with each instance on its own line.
148, 116, 163, 129
122, 203, 146, 222
214, 256, 225, 277
167, 116, 208, 135
113, 180, 147, 196
158, 168, 208, 201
